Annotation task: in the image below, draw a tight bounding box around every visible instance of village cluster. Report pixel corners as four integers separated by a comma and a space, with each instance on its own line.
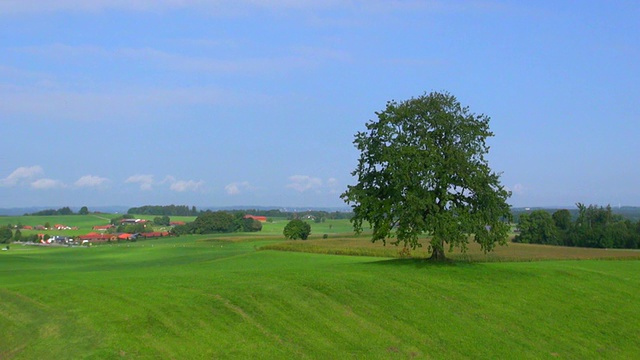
29, 218, 185, 246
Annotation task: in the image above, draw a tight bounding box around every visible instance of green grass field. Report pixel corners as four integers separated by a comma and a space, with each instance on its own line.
2, 220, 640, 359
0, 214, 199, 238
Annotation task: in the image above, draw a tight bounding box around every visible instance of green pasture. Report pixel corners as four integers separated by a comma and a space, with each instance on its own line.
0, 214, 199, 238
0, 214, 342, 238
0, 214, 118, 228
1, 232, 639, 359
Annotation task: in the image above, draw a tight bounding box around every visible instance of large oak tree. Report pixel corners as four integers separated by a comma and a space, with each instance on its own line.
341, 91, 511, 260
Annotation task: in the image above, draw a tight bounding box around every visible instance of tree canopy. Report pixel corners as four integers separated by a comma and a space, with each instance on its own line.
26, 207, 74, 216
0, 226, 13, 243
192, 211, 239, 234
341, 91, 511, 260
515, 210, 558, 245
283, 219, 311, 240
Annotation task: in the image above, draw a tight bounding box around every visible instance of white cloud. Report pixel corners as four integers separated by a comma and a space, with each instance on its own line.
326, 177, 340, 194
125, 174, 204, 192
0, 165, 43, 186
170, 180, 204, 192
75, 175, 110, 188
31, 178, 66, 190
225, 181, 253, 195
125, 174, 155, 190
286, 175, 323, 192
0, 84, 270, 122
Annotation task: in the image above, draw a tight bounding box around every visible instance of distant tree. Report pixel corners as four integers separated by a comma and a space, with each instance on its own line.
58, 207, 74, 215
0, 226, 13, 243
341, 91, 511, 260
171, 223, 195, 236
13, 229, 22, 242
192, 211, 239, 234
24, 234, 39, 243
552, 209, 572, 244
241, 217, 263, 232
283, 219, 311, 240
552, 209, 572, 231
118, 223, 147, 234
79, 206, 89, 215
515, 210, 558, 245
573, 204, 619, 248
128, 205, 199, 216
153, 216, 171, 226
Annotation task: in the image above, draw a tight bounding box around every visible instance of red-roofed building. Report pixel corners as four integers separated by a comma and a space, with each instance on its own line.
170, 221, 186, 226
244, 215, 267, 222
93, 225, 115, 231
78, 233, 116, 242
138, 231, 170, 238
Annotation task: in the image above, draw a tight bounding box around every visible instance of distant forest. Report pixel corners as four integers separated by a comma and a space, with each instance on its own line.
19, 204, 640, 226
126, 205, 353, 220
515, 204, 640, 249
25, 206, 89, 216
511, 206, 640, 222
127, 205, 199, 216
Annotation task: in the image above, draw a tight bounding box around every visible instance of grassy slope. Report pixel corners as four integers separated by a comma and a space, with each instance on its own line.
1, 235, 639, 359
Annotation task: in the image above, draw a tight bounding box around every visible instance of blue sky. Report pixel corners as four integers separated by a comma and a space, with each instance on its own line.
1, 1, 638, 209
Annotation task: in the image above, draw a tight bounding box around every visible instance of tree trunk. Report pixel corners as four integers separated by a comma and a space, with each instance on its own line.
428, 246, 446, 261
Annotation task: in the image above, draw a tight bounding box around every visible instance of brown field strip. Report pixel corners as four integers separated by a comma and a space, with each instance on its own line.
259, 235, 640, 262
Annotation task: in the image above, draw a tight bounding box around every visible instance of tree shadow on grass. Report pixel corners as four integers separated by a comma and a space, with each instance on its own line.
361, 257, 474, 269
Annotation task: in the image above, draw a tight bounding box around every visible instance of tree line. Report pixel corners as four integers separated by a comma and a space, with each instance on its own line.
515, 204, 640, 249
171, 211, 262, 235
125, 204, 353, 221
26, 206, 90, 216
127, 205, 199, 216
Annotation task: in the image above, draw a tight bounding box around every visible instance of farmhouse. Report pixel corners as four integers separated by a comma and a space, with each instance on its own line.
120, 219, 148, 225
170, 221, 186, 226
77, 231, 171, 243
244, 215, 267, 222
93, 224, 115, 231
137, 231, 170, 239
52, 235, 73, 244
78, 233, 117, 242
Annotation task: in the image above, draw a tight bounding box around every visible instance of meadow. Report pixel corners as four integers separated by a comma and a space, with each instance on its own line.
0, 214, 197, 238
1, 216, 639, 359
